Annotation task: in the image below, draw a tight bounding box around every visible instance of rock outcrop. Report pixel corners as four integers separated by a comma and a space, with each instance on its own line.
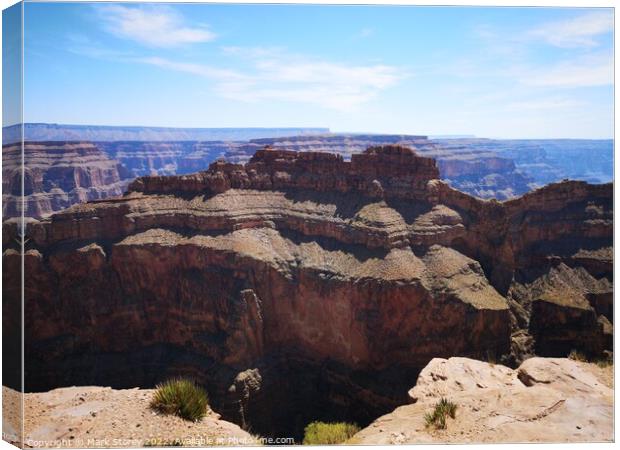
224, 134, 534, 200
3, 386, 256, 448
3, 146, 612, 439
352, 357, 613, 443
2, 142, 131, 218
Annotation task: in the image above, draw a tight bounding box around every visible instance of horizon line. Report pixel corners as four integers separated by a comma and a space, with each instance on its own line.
1, 122, 613, 141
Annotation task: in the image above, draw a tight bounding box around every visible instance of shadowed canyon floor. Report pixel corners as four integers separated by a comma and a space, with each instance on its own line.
2, 145, 613, 441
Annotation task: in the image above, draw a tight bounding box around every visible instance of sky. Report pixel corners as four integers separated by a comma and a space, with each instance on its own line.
17, 2, 615, 138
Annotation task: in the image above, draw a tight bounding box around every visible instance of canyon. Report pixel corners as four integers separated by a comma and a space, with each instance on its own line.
93, 134, 534, 200
4, 126, 612, 219
222, 134, 535, 200
434, 138, 614, 188
3, 145, 612, 440
2, 142, 131, 218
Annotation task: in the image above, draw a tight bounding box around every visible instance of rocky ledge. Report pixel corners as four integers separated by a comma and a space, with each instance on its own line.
353, 357, 613, 443
3, 145, 612, 439
2, 386, 256, 448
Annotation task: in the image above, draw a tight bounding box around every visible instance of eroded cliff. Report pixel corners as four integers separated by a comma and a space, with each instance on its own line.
2, 145, 612, 439
2, 142, 131, 218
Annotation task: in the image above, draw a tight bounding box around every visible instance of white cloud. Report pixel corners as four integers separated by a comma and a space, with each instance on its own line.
137, 49, 406, 111
137, 56, 245, 80
527, 10, 613, 48
519, 54, 612, 88
96, 5, 216, 48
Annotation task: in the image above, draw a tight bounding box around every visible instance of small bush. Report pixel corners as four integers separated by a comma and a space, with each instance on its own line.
568, 349, 587, 362
424, 398, 457, 430
150, 378, 209, 422
596, 358, 613, 368
302, 421, 360, 445
567, 349, 613, 368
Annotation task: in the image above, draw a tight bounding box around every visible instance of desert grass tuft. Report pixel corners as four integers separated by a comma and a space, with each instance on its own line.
568, 349, 588, 362
150, 378, 209, 422
302, 421, 360, 444
424, 398, 457, 430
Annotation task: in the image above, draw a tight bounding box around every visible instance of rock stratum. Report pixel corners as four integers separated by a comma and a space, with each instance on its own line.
221, 134, 535, 200
3, 145, 613, 439
2, 142, 131, 218
6, 135, 611, 218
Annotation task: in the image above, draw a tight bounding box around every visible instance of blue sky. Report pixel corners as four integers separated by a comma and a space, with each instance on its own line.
21, 2, 613, 138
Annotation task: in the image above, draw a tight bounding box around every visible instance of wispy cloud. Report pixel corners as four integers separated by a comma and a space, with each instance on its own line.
96, 4, 216, 48
137, 56, 246, 80
505, 97, 583, 111
66, 33, 135, 60
356, 27, 375, 39
518, 54, 612, 88
466, 10, 613, 91
139, 48, 406, 111
527, 10, 613, 48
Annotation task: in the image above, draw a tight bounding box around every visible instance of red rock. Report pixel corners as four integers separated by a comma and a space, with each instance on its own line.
2, 146, 611, 438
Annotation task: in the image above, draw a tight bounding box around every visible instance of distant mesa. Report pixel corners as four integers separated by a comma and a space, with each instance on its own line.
2, 123, 331, 144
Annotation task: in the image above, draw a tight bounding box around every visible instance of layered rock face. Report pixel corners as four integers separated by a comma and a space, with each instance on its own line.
3, 146, 612, 438
435, 138, 613, 188
95, 134, 537, 200
2, 142, 131, 218
353, 357, 613, 443
95, 141, 234, 177
223, 135, 534, 200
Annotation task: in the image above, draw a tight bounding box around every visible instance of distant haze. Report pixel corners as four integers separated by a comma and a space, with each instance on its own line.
2, 123, 329, 144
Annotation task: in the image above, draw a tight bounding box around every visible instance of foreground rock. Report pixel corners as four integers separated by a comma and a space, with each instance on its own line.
353, 357, 613, 444
3, 386, 255, 448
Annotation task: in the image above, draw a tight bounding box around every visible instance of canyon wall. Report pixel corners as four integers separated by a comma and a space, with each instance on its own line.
435, 138, 613, 187
224, 134, 534, 200
2, 142, 131, 218
2, 146, 612, 438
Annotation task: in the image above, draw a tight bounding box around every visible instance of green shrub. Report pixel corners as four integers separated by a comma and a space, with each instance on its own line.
424, 398, 457, 430
150, 378, 209, 422
302, 421, 360, 445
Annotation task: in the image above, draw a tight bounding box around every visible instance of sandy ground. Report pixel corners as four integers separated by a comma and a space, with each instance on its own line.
3, 386, 256, 448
